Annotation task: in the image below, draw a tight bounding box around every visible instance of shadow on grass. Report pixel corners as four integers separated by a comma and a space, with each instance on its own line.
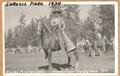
39, 63, 74, 71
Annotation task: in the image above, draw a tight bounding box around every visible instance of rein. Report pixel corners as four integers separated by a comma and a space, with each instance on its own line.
41, 23, 58, 40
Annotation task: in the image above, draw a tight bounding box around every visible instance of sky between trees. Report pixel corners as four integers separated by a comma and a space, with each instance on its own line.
5, 5, 92, 33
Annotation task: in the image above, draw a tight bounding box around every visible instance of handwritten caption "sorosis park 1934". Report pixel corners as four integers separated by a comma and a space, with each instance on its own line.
5, 2, 61, 6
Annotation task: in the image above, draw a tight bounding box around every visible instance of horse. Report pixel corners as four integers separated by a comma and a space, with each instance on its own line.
85, 32, 105, 56
92, 37, 105, 56
35, 18, 79, 71
103, 36, 114, 54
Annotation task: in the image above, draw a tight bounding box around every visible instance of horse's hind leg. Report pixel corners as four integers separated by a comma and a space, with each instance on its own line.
73, 49, 79, 71
65, 50, 71, 67
67, 52, 71, 66
48, 49, 52, 71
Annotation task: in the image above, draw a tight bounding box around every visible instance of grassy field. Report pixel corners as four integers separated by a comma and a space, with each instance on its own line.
5, 50, 115, 73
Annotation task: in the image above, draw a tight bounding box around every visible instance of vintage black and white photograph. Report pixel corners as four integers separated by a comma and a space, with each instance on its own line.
3, 1, 118, 75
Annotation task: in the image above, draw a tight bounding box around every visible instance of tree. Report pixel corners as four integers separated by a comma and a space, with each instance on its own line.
6, 28, 13, 48
87, 5, 114, 40
24, 18, 39, 47
99, 5, 114, 39
13, 12, 26, 48
5, 32, 8, 48
18, 12, 26, 26
63, 5, 82, 44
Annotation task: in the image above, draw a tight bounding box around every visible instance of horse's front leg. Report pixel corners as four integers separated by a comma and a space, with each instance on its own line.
48, 49, 52, 71
65, 50, 71, 67
73, 49, 79, 71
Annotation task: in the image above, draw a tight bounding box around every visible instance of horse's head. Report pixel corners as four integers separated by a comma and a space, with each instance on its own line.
35, 17, 52, 38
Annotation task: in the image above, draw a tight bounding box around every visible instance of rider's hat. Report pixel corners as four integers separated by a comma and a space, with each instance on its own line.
52, 9, 63, 14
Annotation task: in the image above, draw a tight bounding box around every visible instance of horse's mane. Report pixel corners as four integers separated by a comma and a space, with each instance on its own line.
42, 22, 52, 34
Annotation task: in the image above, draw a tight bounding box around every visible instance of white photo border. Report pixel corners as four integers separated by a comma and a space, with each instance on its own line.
2, 1, 118, 76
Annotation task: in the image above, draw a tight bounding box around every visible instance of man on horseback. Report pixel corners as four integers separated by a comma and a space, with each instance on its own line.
50, 9, 76, 53
36, 9, 79, 71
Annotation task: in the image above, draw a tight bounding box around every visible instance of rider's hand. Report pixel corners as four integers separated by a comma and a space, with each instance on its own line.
52, 25, 58, 30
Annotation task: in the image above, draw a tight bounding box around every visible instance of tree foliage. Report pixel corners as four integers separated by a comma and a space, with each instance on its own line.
99, 5, 114, 39
6, 28, 14, 48
6, 5, 114, 49
63, 5, 82, 44
84, 5, 114, 41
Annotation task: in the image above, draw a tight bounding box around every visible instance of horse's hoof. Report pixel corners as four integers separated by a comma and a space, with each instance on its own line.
74, 68, 79, 72
48, 69, 53, 72
46, 70, 52, 73
48, 67, 53, 72
65, 68, 69, 70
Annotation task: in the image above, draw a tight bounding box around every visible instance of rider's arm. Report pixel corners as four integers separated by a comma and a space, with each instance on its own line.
60, 18, 65, 30
50, 18, 56, 27
50, 18, 59, 30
